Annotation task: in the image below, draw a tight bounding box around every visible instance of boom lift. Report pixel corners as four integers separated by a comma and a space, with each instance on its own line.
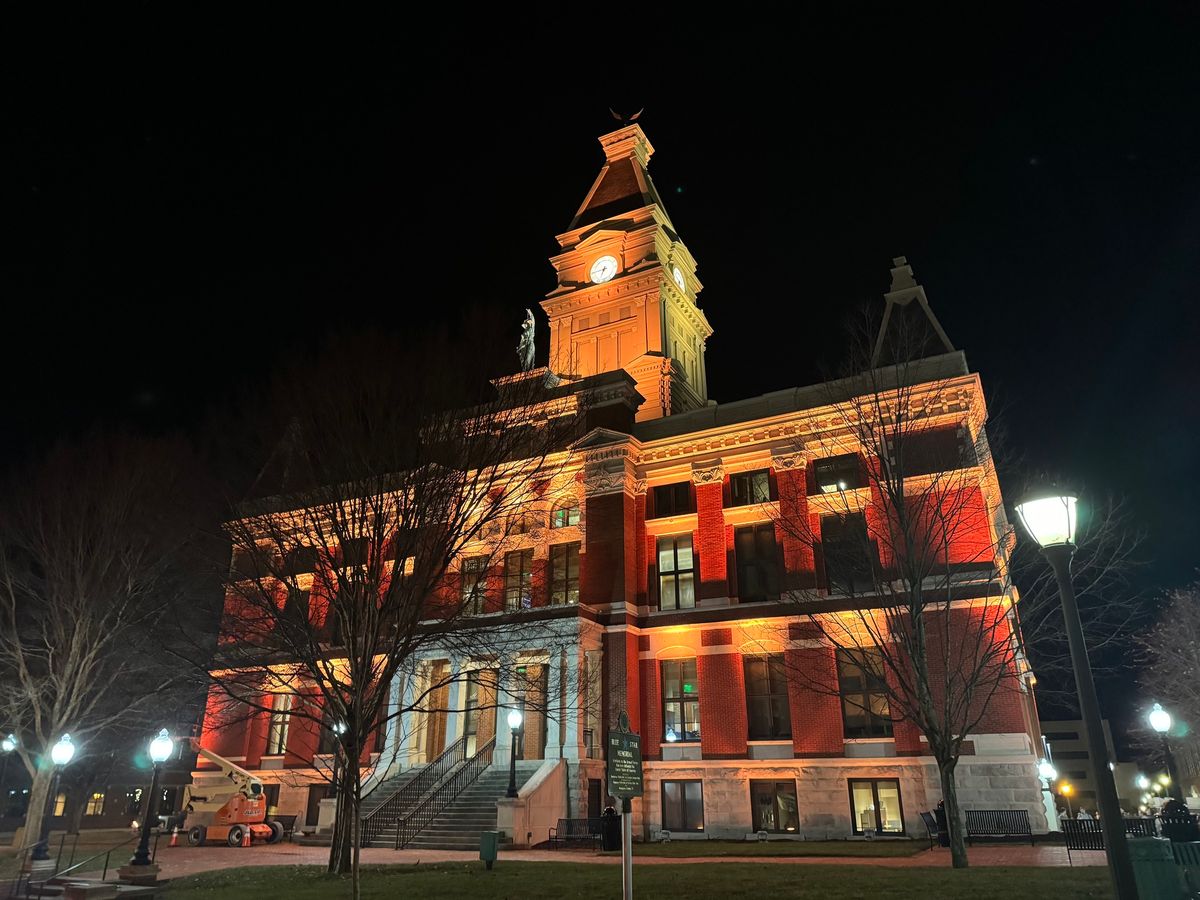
181, 745, 285, 847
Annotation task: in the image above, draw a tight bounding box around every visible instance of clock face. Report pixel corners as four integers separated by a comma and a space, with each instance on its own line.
672, 265, 686, 291
590, 255, 618, 284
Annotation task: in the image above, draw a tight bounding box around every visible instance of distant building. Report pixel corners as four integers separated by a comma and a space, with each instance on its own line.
1042, 719, 1138, 811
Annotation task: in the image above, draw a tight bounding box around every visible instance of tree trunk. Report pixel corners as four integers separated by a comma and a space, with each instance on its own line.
350, 767, 362, 900
326, 787, 352, 875
937, 756, 968, 869
15, 766, 53, 852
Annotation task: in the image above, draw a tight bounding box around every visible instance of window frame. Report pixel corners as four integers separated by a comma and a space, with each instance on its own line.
847, 778, 905, 835
549, 542, 581, 605
749, 779, 799, 834
836, 649, 893, 739
813, 453, 864, 493
820, 512, 877, 595
743, 653, 792, 740
660, 779, 705, 833
460, 555, 488, 615
660, 658, 700, 743
728, 469, 771, 507
734, 523, 783, 602
651, 482, 694, 519
265, 693, 293, 756
656, 534, 697, 611
551, 501, 581, 529
503, 548, 534, 611
84, 791, 106, 817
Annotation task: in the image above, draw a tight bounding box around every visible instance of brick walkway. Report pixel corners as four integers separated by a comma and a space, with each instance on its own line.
146, 843, 1105, 880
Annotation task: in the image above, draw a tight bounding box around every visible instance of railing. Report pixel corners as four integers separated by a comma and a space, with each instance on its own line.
394, 735, 495, 849
360, 735, 468, 846
6, 831, 149, 899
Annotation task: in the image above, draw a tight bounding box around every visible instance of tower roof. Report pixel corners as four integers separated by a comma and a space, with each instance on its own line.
871, 256, 956, 367
570, 124, 672, 230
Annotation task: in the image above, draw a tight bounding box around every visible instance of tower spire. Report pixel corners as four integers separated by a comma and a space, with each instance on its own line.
871, 256, 955, 368
569, 124, 671, 230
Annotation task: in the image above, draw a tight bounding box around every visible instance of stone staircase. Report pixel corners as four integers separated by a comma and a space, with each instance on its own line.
368, 762, 541, 850
359, 768, 423, 817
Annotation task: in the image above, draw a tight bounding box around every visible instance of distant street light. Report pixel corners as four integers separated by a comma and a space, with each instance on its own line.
1136, 774, 1150, 791
0, 734, 15, 819
1016, 490, 1136, 900
1149, 703, 1184, 802
130, 729, 175, 867
505, 708, 523, 798
31, 735, 75, 862
1060, 782, 1075, 818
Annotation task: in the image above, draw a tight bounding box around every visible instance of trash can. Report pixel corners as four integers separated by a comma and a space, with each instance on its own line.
479, 830, 500, 870
934, 804, 950, 848
1127, 836, 1187, 899
601, 806, 621, 852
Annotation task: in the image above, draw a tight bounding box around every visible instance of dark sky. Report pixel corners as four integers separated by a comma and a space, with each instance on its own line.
6, 13, 1199, 608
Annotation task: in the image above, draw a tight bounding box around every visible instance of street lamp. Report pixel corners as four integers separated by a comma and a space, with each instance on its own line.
1149, 703, 1184, 802
1136, 774, 1150, 791
130, 729, 174, 867
1060, 782, 1075, 818
0, 734, 15, 820
31, 735, 75, 862
329, 721, 347, 798
1016, 490, 1137, 900
505, 708, 523, 798
1037, 760, 1059, 831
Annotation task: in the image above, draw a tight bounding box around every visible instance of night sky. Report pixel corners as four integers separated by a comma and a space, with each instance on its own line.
6, 14, 1198, 610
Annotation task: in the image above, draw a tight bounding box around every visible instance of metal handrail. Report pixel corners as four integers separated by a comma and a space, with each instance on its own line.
360, 735, 468, 846
394, 736, 494, 849
6, 832, 144, 900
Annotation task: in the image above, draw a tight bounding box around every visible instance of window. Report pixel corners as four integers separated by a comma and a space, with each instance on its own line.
509, 514, 535, 536
318, 702, 342, 755
549, 542, 580, 605
339, 538, 368, 568
661, 659, 700, 742
651, 482, 694, 518
661, 780, 704, 832
461, 556, 487, 614
849, 779, 904, 835
282, 545, 317, 575
820, 513, 876, 595
890, 426, 974, 477
1053, 750, 1090, 760
266, 694, 292, 755
744, 654, 791, 740
84, 791, 105, 816
750, 780, 798, 833
729, 470, 770, 507
657, 535, 696, 611
230, 546, 259, 580
53, 793, 67, 817
551, 501, 580, 529
813, 453, 863, 493
262, 783, 280, 816
1044, 731, 1080, 742
837, 650, 893, 739
283, 586, 310, 624
734, 524, 782, 602
504, 549, 533, 610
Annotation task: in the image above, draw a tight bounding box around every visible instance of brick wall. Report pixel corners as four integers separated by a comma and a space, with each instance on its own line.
639, 658, 661, 758
583, 492, 635, 605
775, 467, 815, 589
697, 649, 748, 758
784, 644, 845, 757
694, 481, 727, 600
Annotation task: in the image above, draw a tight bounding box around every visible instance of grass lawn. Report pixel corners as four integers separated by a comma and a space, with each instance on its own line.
165, 862, 1113, 899
624, 839, 927, 857
0, 829, 137, 879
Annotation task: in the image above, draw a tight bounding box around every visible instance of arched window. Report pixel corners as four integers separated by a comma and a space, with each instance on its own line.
551, 500, 580, 529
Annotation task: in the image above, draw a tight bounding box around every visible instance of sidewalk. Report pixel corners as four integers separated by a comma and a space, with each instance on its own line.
146, 842, 1104, 880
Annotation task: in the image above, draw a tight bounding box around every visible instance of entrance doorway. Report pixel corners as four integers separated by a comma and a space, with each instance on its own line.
424, 661, 450, 761
587, 779, 602, 819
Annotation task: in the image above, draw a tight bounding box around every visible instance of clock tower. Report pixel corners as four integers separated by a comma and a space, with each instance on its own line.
541, 124, 713, 421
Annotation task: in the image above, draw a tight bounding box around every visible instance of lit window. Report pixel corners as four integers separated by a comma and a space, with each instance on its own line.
53, 793, 67, 817
661, 659, 700, 743
813, 454, 863, 493
729, 470, 770, 507
657, 535, 696, 611
84, 791, 105, 816
266, 694, 292, 756
549, 543, 580, 605
551, 502, 580, 529
504, 549, 533, 611
849, 779, 904, 835
750, 780, 798, 833
661, 780, 704, 832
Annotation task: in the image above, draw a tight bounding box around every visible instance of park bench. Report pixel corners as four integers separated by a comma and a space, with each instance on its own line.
270, 814, 299, 841
964, 809, 1033, 845
919, 811, 940, 850
1122, 816, 1157, 837
1061, 818, 1104, 864
549, 817, 601, 850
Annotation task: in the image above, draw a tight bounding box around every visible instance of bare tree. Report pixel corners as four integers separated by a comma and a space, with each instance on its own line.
194, 329, 589, 897
766, 307, 1143, 867
0, 435, 208, 852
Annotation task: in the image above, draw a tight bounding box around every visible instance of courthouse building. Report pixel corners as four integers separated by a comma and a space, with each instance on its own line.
199, 123, 1047, 845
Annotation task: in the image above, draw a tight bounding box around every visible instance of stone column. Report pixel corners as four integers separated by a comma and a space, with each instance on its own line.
443, 657, 465, 746
393, 664, 423, 767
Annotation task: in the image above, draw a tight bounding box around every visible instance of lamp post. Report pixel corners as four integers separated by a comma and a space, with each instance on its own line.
0, 734, 15, 819
1037, 760, 1059, 829
30, 735, 75, 862
1060, 782, 1074, 818
329, 721, 347, 799
1148, 703, 1184, 803
1015, 491, 1138, 900
505, 709, 523, 798
130, 729, 174, 867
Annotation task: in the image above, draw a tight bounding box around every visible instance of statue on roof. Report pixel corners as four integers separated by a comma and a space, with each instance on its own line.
517, 308, 536, 372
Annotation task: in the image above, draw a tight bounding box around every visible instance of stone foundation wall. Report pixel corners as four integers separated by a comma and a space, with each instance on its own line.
637, 755, 1046, 840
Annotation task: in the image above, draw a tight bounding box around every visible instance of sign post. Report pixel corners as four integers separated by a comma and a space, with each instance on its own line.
608, 711, 642, 900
